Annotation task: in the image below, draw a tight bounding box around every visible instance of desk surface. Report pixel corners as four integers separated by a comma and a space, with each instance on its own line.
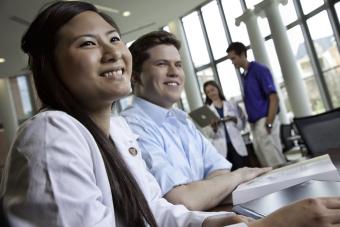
233, 180, 340, 219
233, 149, 340, 218
326, 148, 340, 169
212, 149, 340, 215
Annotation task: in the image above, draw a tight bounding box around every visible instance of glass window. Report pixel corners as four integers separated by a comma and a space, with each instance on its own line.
257, 16, 271, 38
221, 0, 250, 46
180, 91, 191, 112
244, 0, 262, 9
264, 39, 293, 115
216, 61, 242, 99
264, 40, 283, 83
202, 0, 229, 60
299, 0, 324, 15
287, 25, 325, 113
182, 12, 210, 68
278, 0, 298, 26
17, 75, 32, 117
336, 2, 340, 18
324, 68, 340, 108
307, 11, 339, 70
196, 67, 215, 98
307, 10, 340, 108
8, 75, 34, 122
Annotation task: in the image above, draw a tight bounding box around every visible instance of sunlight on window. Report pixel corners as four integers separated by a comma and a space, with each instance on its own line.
17, 76, 32, 117
307, 10, 340, 109
182, 12, 210, 67
196, 67, 215, 98
287, 25, 325, 113
264, 40, 283, 83
216, 61, 242, 99
202, 0, 229, 60
257, 16, 271, 38
300, 0, 324, 15
180, 91, 191, 112
245, 0, 262, 9
336, 2, 340, 18
221, 0, 250, 46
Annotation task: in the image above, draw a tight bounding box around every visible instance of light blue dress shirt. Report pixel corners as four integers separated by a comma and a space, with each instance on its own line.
121, 97, 232, 195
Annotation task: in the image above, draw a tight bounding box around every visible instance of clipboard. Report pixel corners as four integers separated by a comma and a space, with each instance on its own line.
189, 105, 219, 128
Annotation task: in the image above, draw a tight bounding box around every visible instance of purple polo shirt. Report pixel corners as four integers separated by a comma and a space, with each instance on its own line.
242, 61, 277, 123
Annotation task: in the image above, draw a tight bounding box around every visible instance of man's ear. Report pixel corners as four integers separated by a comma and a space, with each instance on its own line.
131, 71, 142, 86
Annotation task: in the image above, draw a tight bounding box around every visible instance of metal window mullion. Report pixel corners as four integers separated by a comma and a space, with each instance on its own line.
179, 17, 206, 105
293, 0, 333, 110
197, 7, 220, 85
325, 0, 340, 52
216, 0, 243, 94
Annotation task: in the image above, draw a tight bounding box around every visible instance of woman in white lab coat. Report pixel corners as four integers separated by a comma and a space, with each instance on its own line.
203, 80, 249, 170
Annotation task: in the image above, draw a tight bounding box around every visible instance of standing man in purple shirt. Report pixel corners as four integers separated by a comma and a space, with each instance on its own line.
226, 42, 286, 167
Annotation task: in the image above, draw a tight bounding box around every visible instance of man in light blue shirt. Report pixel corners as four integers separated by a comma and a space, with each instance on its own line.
121, 31, 270, 211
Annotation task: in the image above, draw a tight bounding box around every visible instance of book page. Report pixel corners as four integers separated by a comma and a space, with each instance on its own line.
238, 154, 337, 189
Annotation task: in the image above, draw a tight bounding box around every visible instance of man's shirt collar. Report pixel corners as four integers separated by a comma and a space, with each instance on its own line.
133, 96, 188, 126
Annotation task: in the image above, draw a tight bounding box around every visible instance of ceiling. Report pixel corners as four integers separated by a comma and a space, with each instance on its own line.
0, 0, 209, 78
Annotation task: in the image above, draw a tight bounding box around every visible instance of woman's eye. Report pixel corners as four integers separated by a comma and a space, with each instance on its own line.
111, 36, 121, 43
80, 41, 95, 47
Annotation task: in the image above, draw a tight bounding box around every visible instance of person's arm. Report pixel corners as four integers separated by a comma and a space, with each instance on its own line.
164, 167, 270, 211
230, 103, 246, 131
265, 93, 279, 134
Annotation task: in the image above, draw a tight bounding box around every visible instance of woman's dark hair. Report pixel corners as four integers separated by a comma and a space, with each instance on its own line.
21, 1, 157, 226
203, 80, 226, 105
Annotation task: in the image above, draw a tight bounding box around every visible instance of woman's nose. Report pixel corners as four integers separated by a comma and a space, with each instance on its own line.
101, 44, 122, 63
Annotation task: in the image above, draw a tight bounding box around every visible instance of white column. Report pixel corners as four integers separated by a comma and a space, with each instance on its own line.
255, 0, 312, 117
168, 20, 203, 111
236, 9, 289, 124
0, 78, 18, 149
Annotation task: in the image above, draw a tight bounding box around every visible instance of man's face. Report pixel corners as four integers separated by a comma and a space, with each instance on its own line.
227, 50, 245, 69
134, 44, 185, 109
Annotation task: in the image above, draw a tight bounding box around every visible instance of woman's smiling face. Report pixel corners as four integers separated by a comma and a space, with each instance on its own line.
54, 11, 132, 111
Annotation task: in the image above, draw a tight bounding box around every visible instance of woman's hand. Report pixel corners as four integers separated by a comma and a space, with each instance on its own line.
221, 116, 238, 124
202, 214, 253, 227
210, 119, 220, 133
252, 197, 340, 227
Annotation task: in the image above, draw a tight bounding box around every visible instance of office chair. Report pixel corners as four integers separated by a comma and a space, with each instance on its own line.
280, 123, 295, 152
280, 123, 307, 161
294, 107, 340, 157
0, 196, 10, 227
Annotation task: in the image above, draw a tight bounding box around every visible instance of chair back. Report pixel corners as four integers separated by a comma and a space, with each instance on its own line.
280, 123, 295, 152
294, 108, 340, 156
0, 196, 10, 227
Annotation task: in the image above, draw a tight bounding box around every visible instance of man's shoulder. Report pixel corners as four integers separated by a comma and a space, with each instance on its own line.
121, 102, 145, 121
251, 61, 269, 70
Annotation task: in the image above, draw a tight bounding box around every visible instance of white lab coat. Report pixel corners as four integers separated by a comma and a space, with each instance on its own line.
0, 110, 245, 227
206, 101, 248, 157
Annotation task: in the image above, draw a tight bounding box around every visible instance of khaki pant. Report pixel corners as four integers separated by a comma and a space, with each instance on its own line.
251, 117, 286, 167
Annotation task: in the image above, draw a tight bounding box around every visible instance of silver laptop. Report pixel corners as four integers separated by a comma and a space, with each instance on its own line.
189, 105, 219, 128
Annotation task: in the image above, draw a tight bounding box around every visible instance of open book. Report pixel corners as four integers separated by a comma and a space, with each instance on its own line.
232, 154, 340, 205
